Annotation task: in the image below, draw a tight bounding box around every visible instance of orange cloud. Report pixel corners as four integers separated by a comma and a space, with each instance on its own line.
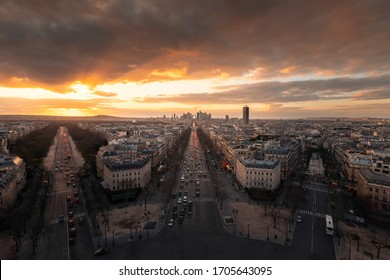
280, 66, 298, 74
150, 62, 189, 79
92, 91, 117, 97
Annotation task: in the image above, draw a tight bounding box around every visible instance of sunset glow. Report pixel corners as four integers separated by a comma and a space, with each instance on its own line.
0, 0, 389, 118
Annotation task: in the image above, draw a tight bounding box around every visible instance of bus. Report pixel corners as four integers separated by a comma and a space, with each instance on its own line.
325, 215, 334, 236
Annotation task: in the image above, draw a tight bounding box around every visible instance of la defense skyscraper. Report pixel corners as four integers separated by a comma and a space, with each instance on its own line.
243, 105, 249, 125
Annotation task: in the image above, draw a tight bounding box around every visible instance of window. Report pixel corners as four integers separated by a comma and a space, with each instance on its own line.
374, 195, 378, 201
369, 187, 373, 192
375, 188, 379, 193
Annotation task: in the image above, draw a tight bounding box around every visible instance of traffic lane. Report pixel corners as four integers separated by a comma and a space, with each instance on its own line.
69, 217, 95, 260
40, 222, 68, 260
291, 213, 335, 260
46, 192, 66, 221
316, 191, 331, 214
311, 217, 335, 259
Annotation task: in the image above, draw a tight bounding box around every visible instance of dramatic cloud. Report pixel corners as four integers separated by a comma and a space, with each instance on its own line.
139, 75, 390, 104
0, 0, 390, 117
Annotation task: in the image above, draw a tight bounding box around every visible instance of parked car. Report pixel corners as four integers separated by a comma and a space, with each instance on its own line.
296, 215, 302, 223
78, 217, 84, 225
168, 219, 174, 227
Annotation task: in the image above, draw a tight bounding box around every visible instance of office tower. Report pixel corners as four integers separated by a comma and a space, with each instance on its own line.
243, 105, 249, 125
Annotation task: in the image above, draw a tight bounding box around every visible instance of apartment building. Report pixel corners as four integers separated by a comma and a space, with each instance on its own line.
102, 157, 151, 192
357, 168, 390, 213
264, 142, 301, 180
235, 157, 281, 190
0, 154, 26, 213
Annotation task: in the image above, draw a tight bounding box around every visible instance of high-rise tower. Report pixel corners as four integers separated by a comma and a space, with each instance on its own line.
243, 105, 249, 125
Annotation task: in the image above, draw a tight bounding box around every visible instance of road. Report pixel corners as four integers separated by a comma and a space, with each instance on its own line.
38, 127, 95, 259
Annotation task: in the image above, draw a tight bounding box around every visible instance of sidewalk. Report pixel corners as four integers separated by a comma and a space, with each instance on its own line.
218, 199, 294, 246
213, 173, 294, 246
334, 221, 390, 260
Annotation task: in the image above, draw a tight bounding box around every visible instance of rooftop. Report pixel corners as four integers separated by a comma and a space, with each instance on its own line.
239, 158, 280, 169
360, 168, 390, 187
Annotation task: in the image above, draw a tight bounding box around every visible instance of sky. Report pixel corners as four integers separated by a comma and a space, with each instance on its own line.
0, 0, 390, 118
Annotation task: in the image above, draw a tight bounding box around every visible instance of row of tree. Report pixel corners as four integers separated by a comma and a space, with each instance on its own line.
9, 123, 59, 167
64, 122, 107, 165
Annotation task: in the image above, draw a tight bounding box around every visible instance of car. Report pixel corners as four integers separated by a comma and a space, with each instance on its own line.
74, 197, 80, 203
74, 191, 78, 197
177, 198, 182, 204
168, 219, 174, 227
59, 214, 65, 223
69, 237, 75, 245
68, 219, 75, 226
69, 227, 77, 237
94, 247, 109, 256
68, 211, 74, 218
178, 216, 184, 224
188, 209, 192, 215
78, 217, 84, 225
296, 215, 302, 223
66, 195, 72, 201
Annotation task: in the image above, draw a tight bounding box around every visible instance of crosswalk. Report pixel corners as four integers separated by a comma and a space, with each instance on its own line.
193, 197, 216, 203
48, 188, 73, 196
46, 212, 86, 226
304, 185, 329, 193
298, 209, 326, 218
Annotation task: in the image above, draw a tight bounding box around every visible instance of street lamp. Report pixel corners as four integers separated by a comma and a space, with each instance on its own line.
145, 211, 150, 237
104, 220, 107, 249
267, 226, 270, 241
112, 230, 115, 246
232, 209, 239, 235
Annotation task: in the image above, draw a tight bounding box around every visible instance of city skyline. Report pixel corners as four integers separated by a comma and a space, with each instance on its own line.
1, 0, 390, 118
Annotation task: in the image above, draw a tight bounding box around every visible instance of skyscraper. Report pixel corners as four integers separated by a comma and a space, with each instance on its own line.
243, 105, 249, 125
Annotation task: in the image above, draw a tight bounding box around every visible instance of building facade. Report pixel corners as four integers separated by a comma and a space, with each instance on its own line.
357, 168, 390, 213
0, 155, 26, 213
235, 158, 281, 190
243, 106, 249, 125
102, 157, 151, 192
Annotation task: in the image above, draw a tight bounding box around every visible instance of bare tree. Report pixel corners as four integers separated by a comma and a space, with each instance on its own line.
371, 240, 385, 259
352, 234, 360, 252
272, 208, 278, 228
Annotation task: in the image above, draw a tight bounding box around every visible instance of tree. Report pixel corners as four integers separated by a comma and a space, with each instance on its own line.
352, 234, 360, 252
371, 240, 385, 259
